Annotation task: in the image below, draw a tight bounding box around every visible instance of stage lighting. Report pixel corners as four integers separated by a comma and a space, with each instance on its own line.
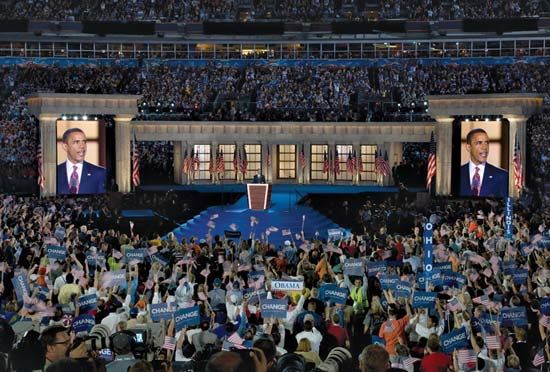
485, 118, 489, 121
82, 115, 88, 120
61, 115, 68, 120
73, 115, 79, 120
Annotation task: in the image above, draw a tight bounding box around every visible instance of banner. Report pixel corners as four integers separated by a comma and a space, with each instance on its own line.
102, 269, 127, 287
504, 197, 513, 240
435, 270, 466, 288
249, 271, 265, 281
151, 303, 174, 322
541, 298, 550, 316
271, 280, 304, 292
367, 261, 387, 276
321, 285, 349, 305
86, 252, 106, 267
423, 222, 434, 290
327, 228, 344, 240
47, 245, 67, 261
151, 253, 169, 266
175, 306, 200, 331
125, 248, 148, 263
379, 274, 400, 290
433, 262, 452, 271
260, 299, 288, 318
394, 281, 413, 298
479, 312, 501, 332
73, 314, 95, 334
78, 294, 98, 312
441, 327, 469, 353
501, 307, 528, 327
343, 258, 364, 276
512, 269, 529, 286
502, 260, 516, 274
11, 274, 30, 303
412, 291, 437, 309
243, 288, 267, 305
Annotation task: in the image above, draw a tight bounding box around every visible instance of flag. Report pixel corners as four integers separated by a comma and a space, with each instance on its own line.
381, 151, 391, 176
355, 150, 363, 173
282, 229, 291, 236
217, 149, 225, 175
37, 140, 45, 189
266, 146, 271, 167
209, 150, 216, 175
182, 148, 189, 174
323, 151, 330, 174
403, 357, 420, 368
447, 297, 464, 312
132, 134, 140, 187
513, 133, 523, 191
228, 332, 244, 345
457, 349, 477, 365
346, 150, 354, 175
540, 315, 550, 329
240, 146, 248, 175
532, 348, 545, 367
375, 149, 383, 175
472, 295, 491, 307
162, 336, 176, 351
334, 148, 340, 175
233, 145, 239, 174
299, 143, 306, 169
485, 335, 500, 350
426, 131, 436, 191
192, 148, 200, 171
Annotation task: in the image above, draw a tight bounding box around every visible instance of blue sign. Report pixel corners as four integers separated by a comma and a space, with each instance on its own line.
150, 303, 174, 322
394, 281, 413, 298
541, 298, 550, 316
501, 307, 528, 327
125, 248, 148, 263
343, 258, 364, 276
502, 260, 516, 274
412, 291, 437, 309
379, 274, 400, 290
78, 294, 98, 312
103, 269, 127, 287
151, 253, 169, 266
423, 223, 434, 290
243, 288, 266, 305
371, 336, 385, 345
86, 252, 106, 267
367, 261, 387, 276
322, 286, 349, 305
73, 315, 95, 334
175, 306, 200, 331
441, 327, 469, 353
434, 262, 452, 271
512, 269, 529, 286
11, 274, 30, 303
505, 197, 513, 240
436, 270, 466, 288
479, 312, 501, 333
260, 299, 288, 318
249, 271, 265, 281
47, 245, 67, 261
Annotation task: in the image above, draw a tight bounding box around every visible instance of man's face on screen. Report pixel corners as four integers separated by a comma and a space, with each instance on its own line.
466, 131, 490, 165
63, 131, 87, 163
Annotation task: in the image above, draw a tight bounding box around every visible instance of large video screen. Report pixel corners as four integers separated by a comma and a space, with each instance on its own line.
457, 121, 509, 198
56, 120, 107, 195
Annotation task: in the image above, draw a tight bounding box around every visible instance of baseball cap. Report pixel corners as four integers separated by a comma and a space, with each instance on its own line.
303, 314, 314, 324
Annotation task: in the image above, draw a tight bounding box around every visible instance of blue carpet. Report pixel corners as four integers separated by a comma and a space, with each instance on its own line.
167, 191, 346, 247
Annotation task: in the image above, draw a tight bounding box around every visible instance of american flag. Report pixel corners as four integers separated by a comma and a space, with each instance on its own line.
323, 151, 330, 174
37, 139, 45, 189
266, 146, 271, 167
182, 148, 189, 174
217, 149, 225, 175
233, 146, 239, 174
447, 297, 464, 312
532, 348, 545, 367
240, 145, 248, 175
299, 143, 306, 169
333, 148, 340, 175
162, 336, 176, 351
355, 150, 363, 173
513, 133, 523, 191
346, 150, 354, 175
426, 131, 436, 191
473, 295, 491, 306
539, 315, 550, 329
457, 349, 477, 365
228, 332, 245, 345
403, 357, 420, 368
485, 335, 500, 350
132, 134, 141, 187
209, 151, 217, 175
381, 151, 391, 176
375, 149, 383, 175
282, 229, 291, 236
193, 148, 200, 171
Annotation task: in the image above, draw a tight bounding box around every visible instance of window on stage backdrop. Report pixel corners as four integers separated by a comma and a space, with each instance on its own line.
360, 145, 378, 182
218, 144, 236, 180
194, 144, 211, 180
244, 144, 261, 179
311, 144, 328, 181
336, 144, 353, 181
278, 145, 296, 179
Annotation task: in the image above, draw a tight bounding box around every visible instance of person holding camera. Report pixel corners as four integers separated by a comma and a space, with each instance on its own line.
40, 325, 73, 370
106, 332, 138, 372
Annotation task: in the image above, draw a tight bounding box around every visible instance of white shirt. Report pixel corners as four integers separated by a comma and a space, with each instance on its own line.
296, 327, 323, 353
468, 161, 486, 190
65, 160, 83, 188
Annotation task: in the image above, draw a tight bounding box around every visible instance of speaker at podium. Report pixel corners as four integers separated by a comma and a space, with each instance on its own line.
248, 171, 271, 210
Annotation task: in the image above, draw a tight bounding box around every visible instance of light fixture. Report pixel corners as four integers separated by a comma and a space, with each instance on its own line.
73, 115, 79, 120
82, 115, 88, 120
61, 115, 67, 120
485, 118, 489, 121
465, 118, 469, 122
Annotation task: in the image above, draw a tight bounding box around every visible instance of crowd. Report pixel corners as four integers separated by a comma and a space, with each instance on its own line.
0, 0, 545, 21
0, 175, 548, 371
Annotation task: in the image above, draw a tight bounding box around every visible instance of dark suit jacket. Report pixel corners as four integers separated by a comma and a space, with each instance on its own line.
57, 161, 106, 195
253, 174, 266, 184
460, 162, 508, 198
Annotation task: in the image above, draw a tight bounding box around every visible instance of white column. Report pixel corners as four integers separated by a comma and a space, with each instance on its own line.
173, 141, 182, 184
508, 116, 527, 199
39, 115, 58, 197
115, 116, 132, 193
303, 142, 311, 184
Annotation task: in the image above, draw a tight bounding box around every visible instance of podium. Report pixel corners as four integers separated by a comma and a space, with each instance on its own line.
247, 184, 272, 210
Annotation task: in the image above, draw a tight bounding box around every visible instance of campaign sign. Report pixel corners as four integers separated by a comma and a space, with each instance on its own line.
327, 228, 344, 240
512, 269, 529, 286
175, 306, 200, 331
271, 280, 304, 292
11, 273, 30, 303
438, 271, 466, 288
434, 262, 452, 271
125, 248, 148, 263
371, 336, 385, 346
323, 286, 349, 305
47, 245, 67, 261
541, 298, 550, 316
394, 281, 413, 298
423, 222, 434, 290
249, 271, 265, 281
441, 327, 469, 353
86, 252, 106, 267
501, 307, 528, 327
78, 294, 98, 312
260, 299, 288, 318
151, 253, 169, 266
502, 260, 516, 275
367, 261, 387, 276
151, 303, 174, 322
73, 315, 95, 334
343, 258, 364, 276
103, 269, 127, 287
504, 197, 513, 240
479, 312, 501, 333
243, 288, 267, 305
412, 291, 437, 309
379, 274, 400, 290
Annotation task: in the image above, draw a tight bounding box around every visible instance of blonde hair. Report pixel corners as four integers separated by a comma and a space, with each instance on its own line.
370, 296, 384, 315
296, 338, 312, 352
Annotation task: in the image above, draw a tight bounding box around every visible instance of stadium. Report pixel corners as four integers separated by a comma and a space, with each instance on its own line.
0, 2, 549, 371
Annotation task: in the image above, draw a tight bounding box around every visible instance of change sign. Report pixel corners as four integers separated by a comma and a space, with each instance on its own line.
412, 291, 437, 309
441, 327, 468, 353
271, 280, 304, 292
379, 274, 400, 290
11, 274, 30, 303
73, 315, 95, 334
321, 285, 349, 305
367, 261, 387, 276
175, 306, 200, 331
479, 312, 501, 333
47, 245, 67, 261
394, 281, 413, 299
151, 303, 174, 322
343, 258, 364, 276
541, 298, 550, 316
260, 299, 288, 318
501, 307, 528, 327
78, 294, 98, 312
125, 248, 148, 263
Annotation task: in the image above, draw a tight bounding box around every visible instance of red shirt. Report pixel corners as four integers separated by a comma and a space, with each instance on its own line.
420, 352, 451, 372
326, 322, 349, 347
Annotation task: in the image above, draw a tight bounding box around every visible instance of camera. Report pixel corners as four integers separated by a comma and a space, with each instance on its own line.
313, 347, 352, 372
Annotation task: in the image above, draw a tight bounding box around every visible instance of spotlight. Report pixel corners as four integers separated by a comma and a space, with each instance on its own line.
424, 101, 427, 106
73, 115, 79, 120
497, 117, 501, 122
61, 115, 68, 120
465, 118, 469, 122
82, 115, 88, 120
94, 116, 98, 120
475, 118, 479, 121
485, 118, 489, 121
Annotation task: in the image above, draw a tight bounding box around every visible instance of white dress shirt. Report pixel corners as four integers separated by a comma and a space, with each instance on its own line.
296, 327, 323, 353
66, 160, 83, 188
468, 161, 486, 190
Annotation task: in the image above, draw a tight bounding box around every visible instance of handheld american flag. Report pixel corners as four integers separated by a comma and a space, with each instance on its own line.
485, 335, 500, 350
426, 131, 436, 191
532, 348, 545, 367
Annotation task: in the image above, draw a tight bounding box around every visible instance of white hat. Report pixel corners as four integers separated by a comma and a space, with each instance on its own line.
284, 240, 291, 246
